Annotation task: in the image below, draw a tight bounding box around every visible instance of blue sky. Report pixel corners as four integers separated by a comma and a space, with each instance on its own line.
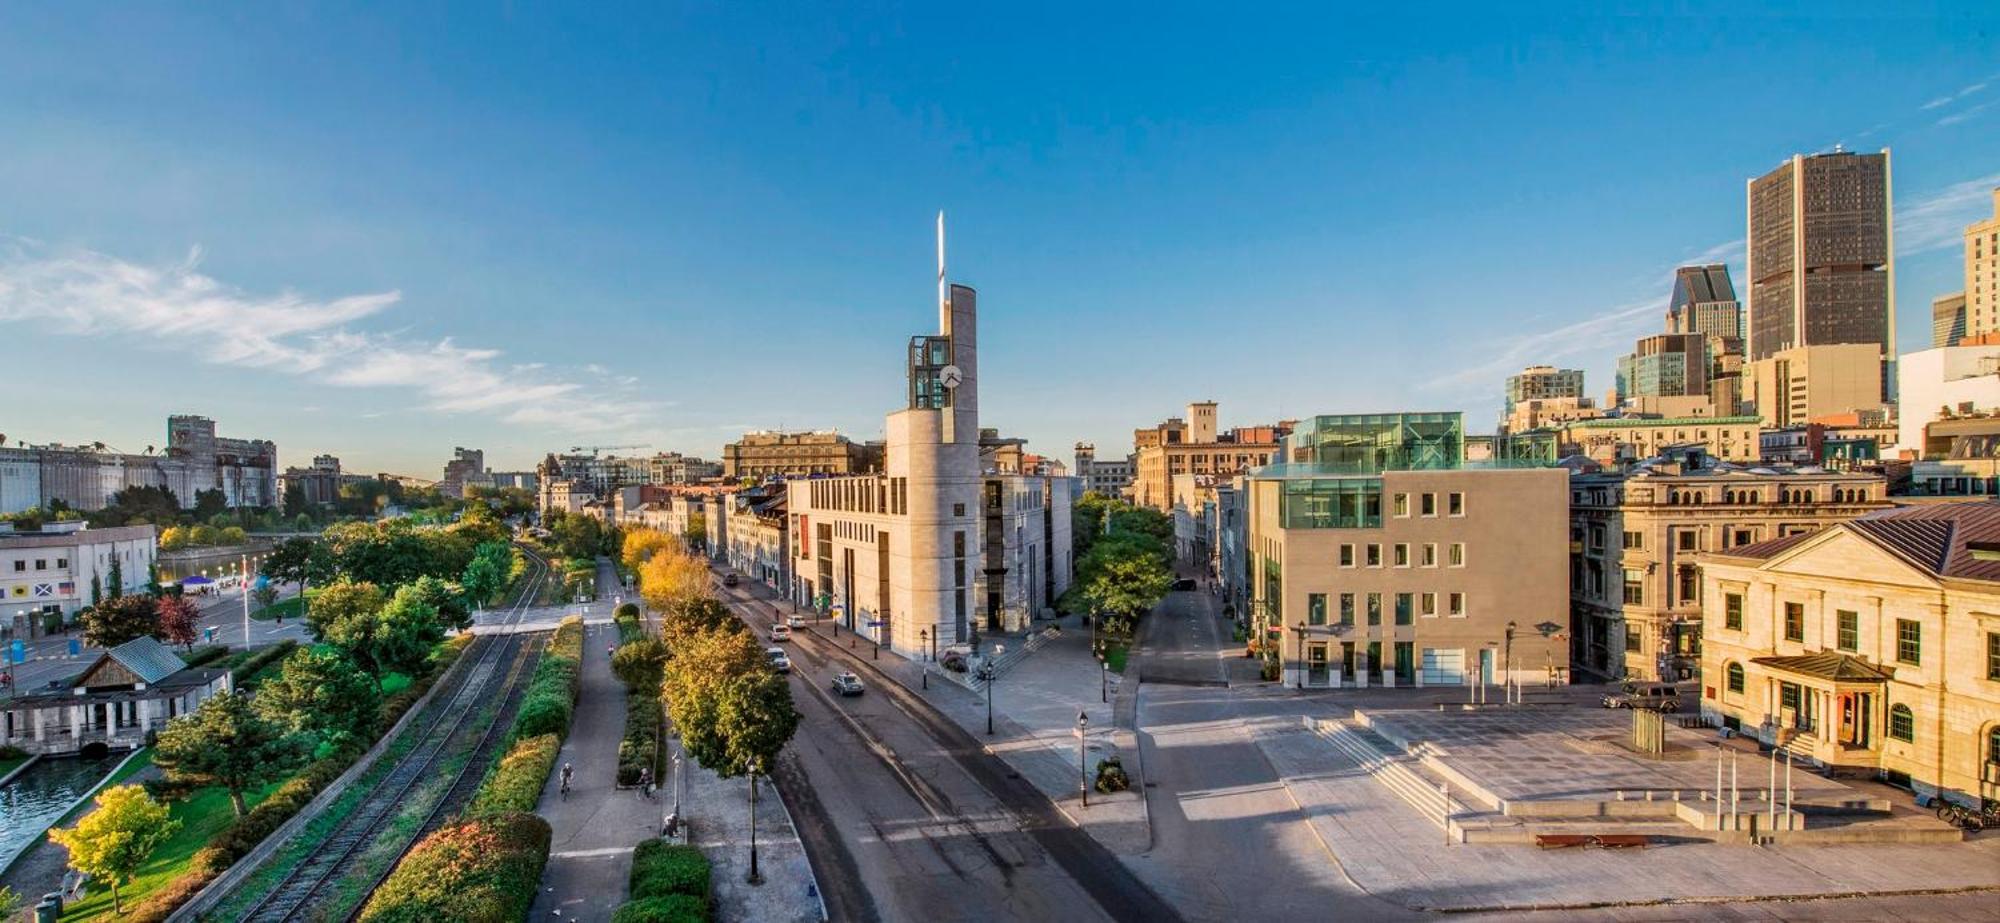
2, 3, 1998, 476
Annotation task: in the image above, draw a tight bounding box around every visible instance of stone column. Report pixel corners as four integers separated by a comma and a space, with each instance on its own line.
33, 707, 46, 742
139, 698, 152, 734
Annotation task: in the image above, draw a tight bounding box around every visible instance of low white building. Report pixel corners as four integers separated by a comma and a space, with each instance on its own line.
0, 522, 157, 633
1896, 344, 2000, 456
1, 636, 232, 756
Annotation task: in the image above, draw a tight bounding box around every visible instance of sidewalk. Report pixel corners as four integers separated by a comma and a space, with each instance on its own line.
726, 580, 1153, 856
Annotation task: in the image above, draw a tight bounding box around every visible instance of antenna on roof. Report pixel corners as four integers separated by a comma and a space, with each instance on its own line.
936, 210, 947, 312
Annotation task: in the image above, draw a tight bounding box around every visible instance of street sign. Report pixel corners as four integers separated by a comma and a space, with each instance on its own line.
9, 640, 23, 664
866, 620, 885, 628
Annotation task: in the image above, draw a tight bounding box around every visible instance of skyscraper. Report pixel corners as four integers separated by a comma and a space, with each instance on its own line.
1666, 264, 1741, 341
1964, 188, 2000, 340
1745, 149, 1894, 403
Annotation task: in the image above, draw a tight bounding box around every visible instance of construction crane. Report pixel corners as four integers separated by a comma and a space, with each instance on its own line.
568, 443, 650, 457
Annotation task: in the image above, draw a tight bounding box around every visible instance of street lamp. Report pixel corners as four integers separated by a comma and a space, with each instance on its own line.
981, 663, 996, 735
1100, 660, 1109, 703
1504, 621, 1517, 704
1292, 625, 1308, 691
920, 628, 930, 661
1077, 711, 1090, 807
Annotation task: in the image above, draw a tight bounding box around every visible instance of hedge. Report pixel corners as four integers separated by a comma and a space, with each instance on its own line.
611, 894, 709, 923
510, 617, 583, 743
617, 695, 662, 786
180, 644, 230, 668
357, 812, 551, 923
230, 639, 299, 686
120, 635, 467, 921
469, 733, 559, 817
629, 839, 710, 902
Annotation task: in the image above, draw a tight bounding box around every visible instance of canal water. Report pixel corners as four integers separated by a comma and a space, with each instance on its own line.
0, 753, 120, 873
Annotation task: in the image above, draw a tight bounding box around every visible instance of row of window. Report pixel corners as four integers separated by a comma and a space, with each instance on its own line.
1723, 594, 1943, 668
10, 558, 70, 572
1338, 543, 1466, 568
808, 477, 910, 516
1389, 492, 1466, 518
1302, 590, 1468, 625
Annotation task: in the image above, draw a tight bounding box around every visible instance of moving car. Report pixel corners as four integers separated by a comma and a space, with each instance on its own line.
722, 573, 740, 588
830, 672, 865, 696
770, 623, 792, 642
1170, 578, 1198, 591
786, 613, 808, 629
766, 647, 792, 674
1601, 682, 1681, 712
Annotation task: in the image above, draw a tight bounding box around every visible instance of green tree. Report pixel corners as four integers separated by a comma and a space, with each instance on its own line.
661, 626, 766, 770
154, 691, 302, 817
308, 580, 388, 642
460, 541, 513, 611
282, 481, 309, 519
1063, 531, 1172, 636
685, 512, 707, 551
219, 525, 249, 546
263, 536, 336, 596
251, 581, 281, 618
612, 637, 669, 692
48, 785, 177, 914
192, 487, 229, 522
83, 594, 157, 648
188, 524, 221, 546
146, 561, 163, 596
715, 670, 800, 777
328, 584, 444, 683
406, 574, 473, 633
253, 648, 380, 751
95, 485, 180, 527
106, 554, 124, 597
88, 573, 103, 609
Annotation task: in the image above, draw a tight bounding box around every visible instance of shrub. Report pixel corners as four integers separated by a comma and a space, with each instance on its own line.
508, 617, 585, 743
357, 812, 551, 923
180, 645, 230, 668
611, 894, 709, 923
628, 839, 710, 902
230, 639, 299, 686
1095, 756, 1131, 793
471, 734, 559, 817
617, 696, 662, 787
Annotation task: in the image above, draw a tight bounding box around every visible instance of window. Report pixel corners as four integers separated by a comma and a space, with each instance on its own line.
1304, 593, 1326, 626
1725, 662, 1745, 694
1625, 630, 1643, 653
1989, 632, 2000, 681
55, 558, 67, 569
1340, 545, 1354, 567
953, 503, 965, 517
1783, 603, 1805, 643
1589, 525, 1606, 552
1339, 593, 1354, 626
1448, 492, 1464, 516
1421, 544, 1436, 567
1366, 593, 1382, 626
1420, 592, 1436, 616
1677, 568, 1698, 606
1889, 704, 1914, 742
1447, 592, 1465, 617
1393, 544, 1409, 567
1732, 528, 1754, 546
1896, 619, 1921, 665
1448, 543, 1465, 567
1725, 593, 1743, 630
1394, 593, 1413, 625
33, 559, 46, 570
1622, 569, 1644, 605
1366, 544, 1381, 567
1990, 725, 2000, 766
1837, 611, 1858, 652
1622, 531, 1643, 550
1421, 493, 1437, 516
1393, 493, 1409, 517
1676, 531, 1698, 552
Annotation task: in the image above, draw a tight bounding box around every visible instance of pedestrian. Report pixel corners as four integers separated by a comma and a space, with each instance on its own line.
639, 766, 654, 800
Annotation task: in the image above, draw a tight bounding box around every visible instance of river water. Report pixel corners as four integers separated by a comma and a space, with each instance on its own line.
0, 753, 120, 873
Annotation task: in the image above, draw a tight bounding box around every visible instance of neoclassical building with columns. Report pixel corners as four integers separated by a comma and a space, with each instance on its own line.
1, 636, 233, 756
1699, 501, 2000, 810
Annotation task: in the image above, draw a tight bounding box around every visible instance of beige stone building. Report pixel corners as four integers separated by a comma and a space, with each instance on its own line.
1964, 188, 2000, 340
1561, 415, 1762, 463
1131, 402, 1288, 512
1698, 502, 2000, 810
1745, 342, 1889, 427
1502, 396, 1602, 435
722, 431, 884, 479
1569, 457, 1890, 681
1248, 413, 1568, 689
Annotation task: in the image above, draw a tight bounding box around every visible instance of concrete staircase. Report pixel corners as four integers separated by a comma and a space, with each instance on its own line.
1310, 717, 1456, 831
966, 627, 1061, 690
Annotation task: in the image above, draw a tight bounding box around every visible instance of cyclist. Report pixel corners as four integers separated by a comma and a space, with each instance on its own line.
560, 762, 574, 798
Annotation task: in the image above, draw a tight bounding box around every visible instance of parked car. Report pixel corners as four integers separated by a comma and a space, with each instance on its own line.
770, 623, 792, 642
830, 672, 865, 696
722, 573, 740, 588
1601, 682, 1681, 712
1170, 578, 1198, 591
786, 613, 808, 629
766, 647, 792, 674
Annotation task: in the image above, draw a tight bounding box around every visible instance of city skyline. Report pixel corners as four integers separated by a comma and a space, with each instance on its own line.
3, 6, 1999, 474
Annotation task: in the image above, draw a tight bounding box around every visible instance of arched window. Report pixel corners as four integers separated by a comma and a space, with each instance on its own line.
1889, 704, 1915, 742
1989, 725, 2000, 767
1726, 662, 1745, 694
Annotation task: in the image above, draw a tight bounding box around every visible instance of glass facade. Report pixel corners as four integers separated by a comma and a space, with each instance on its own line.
1279, 477, 1383, 529
1282, 412, 1464, 474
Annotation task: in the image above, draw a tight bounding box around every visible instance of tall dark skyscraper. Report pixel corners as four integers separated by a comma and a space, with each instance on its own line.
1745, 149, 1894, 400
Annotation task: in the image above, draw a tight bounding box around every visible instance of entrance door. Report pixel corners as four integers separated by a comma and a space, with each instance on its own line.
1307, 644, 1329, 687
1478, 648, 1495, 685
1340, 643, 1356, 685
1420, 648, 1466, 685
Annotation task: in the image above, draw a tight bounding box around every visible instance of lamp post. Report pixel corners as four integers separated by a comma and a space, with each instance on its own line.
1292, 625, 1308, 691
747, 769, 761, 884
920, 628, 930, 661
981, 663, 996, 735
1504, 621, 1517, 704
1077, 711, 1090, 807
1100, 660, 1109, 703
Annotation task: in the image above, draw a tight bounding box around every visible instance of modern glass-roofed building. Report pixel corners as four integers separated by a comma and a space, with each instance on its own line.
1238, 411, 1570, 690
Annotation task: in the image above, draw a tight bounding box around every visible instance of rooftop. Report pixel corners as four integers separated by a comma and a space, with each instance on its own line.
1715, 500, 2000, 583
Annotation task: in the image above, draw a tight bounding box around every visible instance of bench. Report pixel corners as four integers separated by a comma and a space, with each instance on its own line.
1591, 835, 1649, 849
1534, 834, 1592, 849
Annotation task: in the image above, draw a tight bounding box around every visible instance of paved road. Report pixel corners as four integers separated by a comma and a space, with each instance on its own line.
4, 583, 309, 692
718, 582, 1168, 923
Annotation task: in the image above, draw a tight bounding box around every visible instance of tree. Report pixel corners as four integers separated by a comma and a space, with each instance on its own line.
460, 542, 512, 612
251, 581, 281, 618
685, 512, 708, 551
327, 584, 445, 683
611, 637, 669, 692
146, 562, 162, 597
620, 528, 675, 572
253, 648, 380, 751
192, 487, 229, 521
661, 626, 766, 766
188, 524, 220, 547
715, 670, 800, 777
406, 574, 473, 633
264, 537, 336, 596
107, 555, 124, 597
1066, 534, 1172, 636
89, 573, 103, 609
158, 525, 189, 551
219, 525, 249, 546
307, 579, 386, 640
83, 595, 157, 648
638, 549, 711, 618
156, 692, 302, 816
95, 485, 180, 527
282, 481, 309, 519
156, 594, 200, 650
48, 785, 177, 914
661, 596, 742, 653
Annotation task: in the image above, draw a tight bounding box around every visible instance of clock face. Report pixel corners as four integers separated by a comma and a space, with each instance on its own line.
940, 365, 964, 389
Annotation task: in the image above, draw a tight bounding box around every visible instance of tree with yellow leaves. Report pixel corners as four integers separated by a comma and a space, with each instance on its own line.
49, 785, 178, 914
620, 527, 676, 573
637, 547, 711, 617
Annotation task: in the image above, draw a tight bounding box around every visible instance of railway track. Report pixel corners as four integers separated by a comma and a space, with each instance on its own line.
224, 543, 552, 922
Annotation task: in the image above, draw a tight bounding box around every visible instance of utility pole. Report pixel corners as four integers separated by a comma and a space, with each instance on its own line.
241, 553, 252, 649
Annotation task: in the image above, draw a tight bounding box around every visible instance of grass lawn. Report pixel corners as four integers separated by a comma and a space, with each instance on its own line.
1104, 644, 1130, 673
60, 772, 281, 921
253, 588, 318, 622
0, 754, 28, 778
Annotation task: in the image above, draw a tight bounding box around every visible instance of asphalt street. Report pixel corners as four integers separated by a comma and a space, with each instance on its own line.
3, 582, 308, 692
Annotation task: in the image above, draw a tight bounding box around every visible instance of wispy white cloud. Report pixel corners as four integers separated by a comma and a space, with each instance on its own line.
0, 240, 659, 433
1938, 100, 1996, 127
1897, 172, 2000, 255
1922, 80, 1990, 110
